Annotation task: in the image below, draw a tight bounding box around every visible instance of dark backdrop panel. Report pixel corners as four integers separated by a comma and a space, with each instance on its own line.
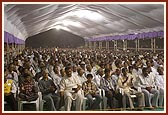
25, 29, 85, 48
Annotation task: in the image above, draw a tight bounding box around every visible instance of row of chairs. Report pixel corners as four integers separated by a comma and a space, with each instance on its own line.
17, 89, 106, 111
17, 87, 153, 111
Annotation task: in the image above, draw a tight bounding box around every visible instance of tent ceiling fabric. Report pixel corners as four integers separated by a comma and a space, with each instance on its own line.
4, 3, 164, 40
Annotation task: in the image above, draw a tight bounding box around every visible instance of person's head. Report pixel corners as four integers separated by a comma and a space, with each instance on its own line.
133, 63, 138, 70
4, 67, 9, 81
115, 68, 121, 76
128, 66, 133, 73
53, 66, 59, 74
65, 66, 72, 77
146, 61, 151, 67
104, 68, 111, 77
115, 59, 122, 68
13, 59, 19, 66
105, 63, 110, 70
39, 62, 45, 68
49, 59, 55, 66
23, 68, 29, 74
157, 66, 163, 75
142, 67, 149, 77
72, 64, 77, 72
24, 73, 32, 82
77, 68, 84, 76
80, 61, 86, 70
99, 63, 105, 69
123, 61, 128, 68
60, 68, 66, 77
86, 74, 93, 82
33, 56, 38, 62
42, 70, 49, 79
147, 66, 152, 73
86, 64, 92, 72
91, 62, 96, 67
150, 60, 154, 67
122, 68, 128, 76
24, 62, 31, 69
8, 63, 15, 72
18, 66, 24, 74
97, 68, 104, 76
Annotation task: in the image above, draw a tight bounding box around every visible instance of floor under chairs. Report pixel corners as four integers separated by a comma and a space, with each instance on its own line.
4, 100, 164, 111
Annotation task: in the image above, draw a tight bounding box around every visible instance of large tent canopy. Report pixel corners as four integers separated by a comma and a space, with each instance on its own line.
4, 3, 164, 42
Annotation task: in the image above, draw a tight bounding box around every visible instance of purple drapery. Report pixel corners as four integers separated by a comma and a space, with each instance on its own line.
158, 31, 164, 37
8, 34, 15, 43
4, 31, 25, 44
4, 31, 9, 43
87, 31, 164, 41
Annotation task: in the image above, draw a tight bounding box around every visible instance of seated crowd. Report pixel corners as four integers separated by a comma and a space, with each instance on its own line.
4, 48, 164, 111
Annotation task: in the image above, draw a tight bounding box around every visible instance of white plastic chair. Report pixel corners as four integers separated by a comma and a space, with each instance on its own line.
82, 89, 102, 110
18, 92, 42, 111
100, 89, 108, 110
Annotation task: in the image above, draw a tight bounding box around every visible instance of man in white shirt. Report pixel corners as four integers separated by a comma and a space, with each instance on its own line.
135, 67, 159, 109
132, 63, 142, 76
50, 66, 62, 88
127, 66, 145, 109
155, 67, 164, 107
72, 64, 78, 77
60, 66, 84, 111
93, 68, 104, 88
85, 64, 96, 78
146, 60, 158, 76
77, 68, 87, 84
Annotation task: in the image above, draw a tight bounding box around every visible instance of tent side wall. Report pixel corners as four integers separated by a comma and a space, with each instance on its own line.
4, 14, 26, 65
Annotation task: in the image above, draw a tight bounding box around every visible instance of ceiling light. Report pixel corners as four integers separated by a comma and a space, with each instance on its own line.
55, 25, 62, 30
54, 25, 70, 31
62, 20, 83, 27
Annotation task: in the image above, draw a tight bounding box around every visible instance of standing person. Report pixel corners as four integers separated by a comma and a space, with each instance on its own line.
82, 74, 102, 110
38, 70, 60, 111
59, 66, 83, 111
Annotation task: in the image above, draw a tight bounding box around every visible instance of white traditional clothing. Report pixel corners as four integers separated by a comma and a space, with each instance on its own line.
60, 75, 84, 111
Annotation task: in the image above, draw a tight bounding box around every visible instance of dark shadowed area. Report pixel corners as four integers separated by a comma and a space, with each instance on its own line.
25, 29, 85, 48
